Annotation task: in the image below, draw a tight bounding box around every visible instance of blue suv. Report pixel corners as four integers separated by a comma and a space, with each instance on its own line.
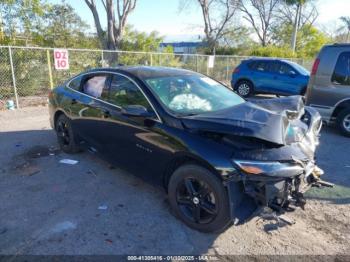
231, 58, 310, 97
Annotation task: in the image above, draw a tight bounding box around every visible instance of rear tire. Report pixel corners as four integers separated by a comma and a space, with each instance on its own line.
55, 114, 81, 153
168, 164, 232, 233
235, 80, 253, 97
337, 108, 350, 137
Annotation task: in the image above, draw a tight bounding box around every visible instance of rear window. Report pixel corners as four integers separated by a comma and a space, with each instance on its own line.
332, 52, 350, 86
82, 74, 109, 99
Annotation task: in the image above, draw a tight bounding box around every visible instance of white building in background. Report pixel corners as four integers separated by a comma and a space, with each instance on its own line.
159, 42, 205, 54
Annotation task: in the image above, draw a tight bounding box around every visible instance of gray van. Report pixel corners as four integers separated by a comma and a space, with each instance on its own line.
306, 43, 350, 137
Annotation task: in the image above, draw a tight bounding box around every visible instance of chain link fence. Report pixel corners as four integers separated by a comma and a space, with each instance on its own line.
0, 45, 313, 109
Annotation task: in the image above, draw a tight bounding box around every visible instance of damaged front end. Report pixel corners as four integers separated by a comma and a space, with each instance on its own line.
228, 97, 333, 213
232, 160, 333, 212
183, 95, 333, 216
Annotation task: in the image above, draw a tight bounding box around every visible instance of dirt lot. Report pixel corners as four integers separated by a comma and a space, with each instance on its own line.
0, 106, 349, 256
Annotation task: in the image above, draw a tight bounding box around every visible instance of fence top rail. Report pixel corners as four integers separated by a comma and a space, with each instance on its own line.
0, 45, 302, 60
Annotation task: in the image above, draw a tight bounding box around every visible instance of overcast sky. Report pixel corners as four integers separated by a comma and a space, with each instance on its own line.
51, 0, 350, 41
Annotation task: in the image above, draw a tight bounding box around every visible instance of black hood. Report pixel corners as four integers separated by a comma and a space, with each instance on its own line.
181, 96, 307, 146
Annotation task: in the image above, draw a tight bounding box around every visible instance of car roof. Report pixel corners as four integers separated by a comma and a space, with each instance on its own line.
323, 43, 350, 48
87, 66, 199, 79
245, 58, 295, 63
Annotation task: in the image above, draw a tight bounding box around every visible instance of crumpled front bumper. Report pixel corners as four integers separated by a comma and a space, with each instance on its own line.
237, 162, 333, 212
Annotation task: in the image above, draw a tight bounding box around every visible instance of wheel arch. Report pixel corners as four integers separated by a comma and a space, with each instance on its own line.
331, 99, 350, 120
53, 108, 69, 129
162, 152, 223, 192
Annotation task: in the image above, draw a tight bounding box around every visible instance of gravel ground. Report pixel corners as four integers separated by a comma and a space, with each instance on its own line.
0, 106, 349, 256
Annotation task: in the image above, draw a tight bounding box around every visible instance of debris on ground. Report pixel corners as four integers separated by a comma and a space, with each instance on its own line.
59, 159, 79, 165
26, 145, 53, 158
13, 160, 41, 176
98, 205, 108, 210
87, 169, 97, 177
105, 239, 113, 244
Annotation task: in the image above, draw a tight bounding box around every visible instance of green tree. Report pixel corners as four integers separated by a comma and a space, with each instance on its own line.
249, 45, 296, 58
120, 27, 163, 52
0, 0, 46, 45
272, 23, 330, 58
41, 2, 97, 48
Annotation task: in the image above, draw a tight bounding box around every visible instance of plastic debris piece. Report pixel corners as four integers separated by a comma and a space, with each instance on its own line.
59, 159, 78, 165
105, 239, 113, 244
87, 169, 97, 176
279, 214, 295, 225
98, 205, 108, 210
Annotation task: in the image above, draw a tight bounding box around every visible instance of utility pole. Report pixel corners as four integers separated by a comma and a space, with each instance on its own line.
291, 3, 301, 53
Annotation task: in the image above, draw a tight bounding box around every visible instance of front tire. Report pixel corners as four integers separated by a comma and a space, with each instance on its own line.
235, 80, 253, 97
337, 108, 350, 137
55, 114, 81, 153
168, 164, 232, 233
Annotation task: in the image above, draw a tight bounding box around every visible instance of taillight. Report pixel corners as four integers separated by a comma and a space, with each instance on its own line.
233, 67, 240, 74
48, 90, 53, 100
311, 58, 320, 76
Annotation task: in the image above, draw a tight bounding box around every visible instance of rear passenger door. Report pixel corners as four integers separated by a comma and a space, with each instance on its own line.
250, 61, 272, 92
70, 72, 112, 152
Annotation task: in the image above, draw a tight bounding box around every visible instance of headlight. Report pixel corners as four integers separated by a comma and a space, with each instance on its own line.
233, 160, 304, 177
285, 125, 305, 143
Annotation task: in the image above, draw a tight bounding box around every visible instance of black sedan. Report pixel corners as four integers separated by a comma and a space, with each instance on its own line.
49, 66, 329, 232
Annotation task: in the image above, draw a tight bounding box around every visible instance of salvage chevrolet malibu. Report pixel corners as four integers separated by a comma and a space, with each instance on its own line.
49, 66, 331, 232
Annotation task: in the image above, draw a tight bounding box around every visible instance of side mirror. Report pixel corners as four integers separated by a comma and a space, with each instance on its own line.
121, 105, 155, 118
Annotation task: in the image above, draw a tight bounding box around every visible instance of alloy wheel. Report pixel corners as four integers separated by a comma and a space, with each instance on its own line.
343, 114, 350, 132
56, 120, 70, 146
238, 83, 250, 96
176, 177, 218, 224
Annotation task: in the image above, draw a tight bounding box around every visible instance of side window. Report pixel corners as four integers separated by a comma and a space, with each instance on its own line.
279, 63, 295, 75
108, 75, 151, 110
68, 75, 82, 90
332, 52, 350, 86
247, 61, 256, 70
255, 61, 267, 72
268, 62, 280, 73
82, 74, 109, 99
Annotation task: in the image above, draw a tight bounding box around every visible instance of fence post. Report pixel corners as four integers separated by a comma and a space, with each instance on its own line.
8, 46, 19, 109
196, 55, 198, 72
101, 50, 104, 66
226, 56, 229, 82
47, 50, 54, 89
150, 53, 153, 66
